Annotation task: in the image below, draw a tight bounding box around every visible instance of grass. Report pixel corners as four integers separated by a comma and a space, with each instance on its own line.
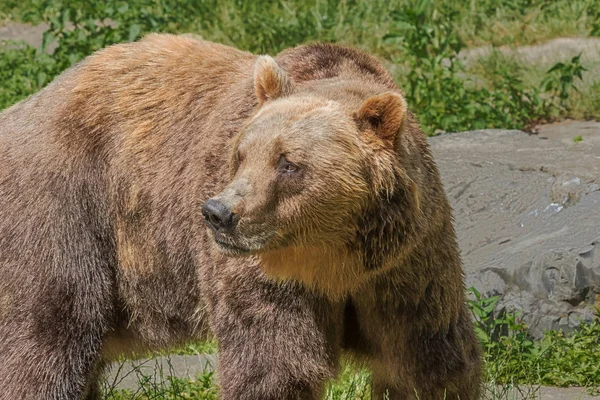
1, 0, 599, 133
469, 288, 600, 391
99, 289, 600, 399
104, 368, 219, 400
103, 362, 373, 400
1, 0, 598, 50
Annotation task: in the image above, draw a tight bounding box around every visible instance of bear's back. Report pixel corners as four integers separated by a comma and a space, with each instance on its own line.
0, 35, 258, 286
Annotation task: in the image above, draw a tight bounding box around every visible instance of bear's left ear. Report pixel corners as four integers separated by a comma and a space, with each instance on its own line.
253, 55, 294, 107
356, 92, 407, 142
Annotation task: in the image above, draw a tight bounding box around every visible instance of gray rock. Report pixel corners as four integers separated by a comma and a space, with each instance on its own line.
459, 37, 600, 86
484, 385, 599, 399
430, 120, 600, 337
0, 22, 47, 48
104, 354, 217, 391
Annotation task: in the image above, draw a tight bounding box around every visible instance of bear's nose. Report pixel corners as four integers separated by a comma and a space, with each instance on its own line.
202, 198, 237, 232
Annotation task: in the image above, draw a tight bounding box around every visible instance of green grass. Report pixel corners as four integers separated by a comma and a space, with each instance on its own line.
1, 0, 599, 133
2, 0, 598, 52
104, 370, 219, 400
103, 363, 373, 400
469, 288, 600, 390
100, 290, 600, 399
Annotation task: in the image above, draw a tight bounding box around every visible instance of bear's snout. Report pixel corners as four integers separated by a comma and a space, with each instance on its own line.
202, 198, 238, 232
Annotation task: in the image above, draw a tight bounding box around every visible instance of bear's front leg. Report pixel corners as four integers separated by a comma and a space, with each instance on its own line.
348, 282, 482, 400
368, 308, 482, 400
0, 291, 109, 400
205, 263, 343, 400
372, 309, 482, 400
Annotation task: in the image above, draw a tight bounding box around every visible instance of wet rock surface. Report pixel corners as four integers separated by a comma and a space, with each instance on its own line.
430, 120, 600, 337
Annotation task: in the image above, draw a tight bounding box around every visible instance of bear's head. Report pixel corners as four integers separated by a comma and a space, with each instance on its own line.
203, 55, 424, 296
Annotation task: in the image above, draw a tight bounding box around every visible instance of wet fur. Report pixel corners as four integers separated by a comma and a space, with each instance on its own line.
0, 35, 481, 399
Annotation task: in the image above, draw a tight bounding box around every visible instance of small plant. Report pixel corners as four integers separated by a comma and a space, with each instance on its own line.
385, 0, 478, 134
573, 135, 583, 143
31, 0, 187, 71
468, 287, 542, 386
541, 53, 587, 111
383, 0, 588, 135
103, 356, 219, 400
324, 364, 372, 400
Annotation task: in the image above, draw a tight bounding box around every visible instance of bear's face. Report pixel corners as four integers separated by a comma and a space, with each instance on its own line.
202, 56, 409, 279
206, 96, 371, 256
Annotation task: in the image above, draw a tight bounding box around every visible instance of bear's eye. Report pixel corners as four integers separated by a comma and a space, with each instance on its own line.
236, 151, 245, 163
283, 163, 298, 172
278, 156, 300, 174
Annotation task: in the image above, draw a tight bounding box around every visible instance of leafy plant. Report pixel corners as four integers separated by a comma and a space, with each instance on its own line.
541, 53, 587, 110
31, 0, 188, 71
385, 0, 557, 134
0, 41, 55, 108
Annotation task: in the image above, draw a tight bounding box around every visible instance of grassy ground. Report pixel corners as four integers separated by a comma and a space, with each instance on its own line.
1, 0, 599, 132
1, 0, 598, 51
100, 291, 600, 399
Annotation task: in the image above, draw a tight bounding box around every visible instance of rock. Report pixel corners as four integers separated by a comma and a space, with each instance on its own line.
0, 22, 47, 48
458, 37, 600, 88
105, 354, 217, 391
430, 120, 600, 337
485, 385, 599, 399
459, 37, 600, 68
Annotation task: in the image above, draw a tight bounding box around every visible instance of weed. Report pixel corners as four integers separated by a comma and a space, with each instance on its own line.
541, 54, 587, 110
0, 41, 55, 108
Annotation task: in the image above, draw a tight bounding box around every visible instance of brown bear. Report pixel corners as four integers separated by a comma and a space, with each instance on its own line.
0, 34, 481, 399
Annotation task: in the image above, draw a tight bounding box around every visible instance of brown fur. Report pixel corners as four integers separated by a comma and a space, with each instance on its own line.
0, 34, 481, 399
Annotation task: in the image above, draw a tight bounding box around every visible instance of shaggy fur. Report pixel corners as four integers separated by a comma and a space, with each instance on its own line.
0, 34, 481, 399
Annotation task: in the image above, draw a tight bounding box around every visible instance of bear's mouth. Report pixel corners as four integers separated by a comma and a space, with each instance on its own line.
214, 238, 252, 256
207, 222, 279, 257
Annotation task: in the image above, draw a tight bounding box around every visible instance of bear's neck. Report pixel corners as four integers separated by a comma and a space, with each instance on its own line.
259, 244, 366, 299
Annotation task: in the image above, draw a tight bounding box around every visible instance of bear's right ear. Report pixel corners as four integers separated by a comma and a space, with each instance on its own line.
356, 92, 407, 143
253, 55, 294, 107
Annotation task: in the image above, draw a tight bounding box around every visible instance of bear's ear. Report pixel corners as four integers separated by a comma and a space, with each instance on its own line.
356, 92, 407, 142
253, 55, 294, 106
